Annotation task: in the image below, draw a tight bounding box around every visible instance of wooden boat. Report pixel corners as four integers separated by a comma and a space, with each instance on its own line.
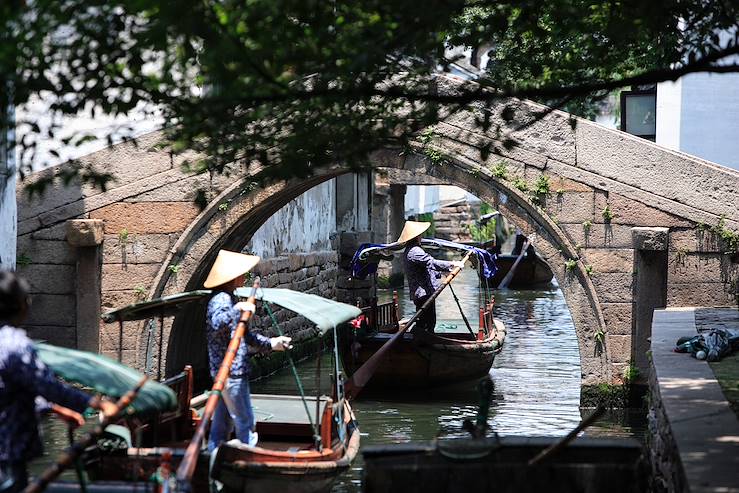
477, 239, 554, 288
361, 435, 647, 493
211, 395, 360, 493
53, 287, 362, 492
339, 294, 506, 388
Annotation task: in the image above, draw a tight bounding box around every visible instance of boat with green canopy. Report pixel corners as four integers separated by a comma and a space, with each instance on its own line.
72, 285, 362, 493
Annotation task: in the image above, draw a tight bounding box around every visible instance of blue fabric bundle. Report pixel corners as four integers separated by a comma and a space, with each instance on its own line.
350, 238, 497, 280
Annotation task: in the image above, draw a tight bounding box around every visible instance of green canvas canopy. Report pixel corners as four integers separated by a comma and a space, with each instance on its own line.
35, 342, 177, 416
101, 290, 212, 322
101, 287, 360, 335
233, 287, 362, 334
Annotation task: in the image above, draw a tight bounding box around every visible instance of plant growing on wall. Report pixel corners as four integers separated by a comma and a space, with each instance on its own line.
582, 220, 592, 234
594, 328, 605, 355
565, 258, 577, 272
134, 285, 147, 300
16, 253, 32, 267
601, 205, 615, 222
491, 161, 508, 180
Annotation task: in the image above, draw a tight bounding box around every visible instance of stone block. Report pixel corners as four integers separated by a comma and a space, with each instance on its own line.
89, 202, 200, 234
575, 120, 739, 223
24, 294, 75, 326
591, 272, 634, 303
24, 325, 77, 348
278, 272, 292, 284
594, 193, 691, 228
66, 219, 105, 246
294, 268, 308, 282
582, 248, 634, 274
17, 264, 75, 294
101, 290, 141, 311
607, 334, 632, 364
274, 257, 289, 272
545, 192, 595, 224
669, 228, 724, 253
16, 237, 76, 265
667, 283, 736, 307
601, 303, 634, 335
288, 254, 305, 271
560, 223, 634, 249
102, 263, 160, 292
668, 253, 732, 284
632, 227, 669, 251
100, 323, 140, 351
102, 233, 173, 264
306, 266, 320, 277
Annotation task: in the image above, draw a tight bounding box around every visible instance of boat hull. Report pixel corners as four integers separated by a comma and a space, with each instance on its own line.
490, 253, 554, 288
362, 436, 648, 493
340, 321, 505, 388
212, 425, 361, 493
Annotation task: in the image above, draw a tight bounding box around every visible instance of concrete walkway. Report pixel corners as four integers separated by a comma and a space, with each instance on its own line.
651, 308, 739, 493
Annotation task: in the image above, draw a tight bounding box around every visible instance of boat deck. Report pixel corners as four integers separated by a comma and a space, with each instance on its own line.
252, 394, 330, 425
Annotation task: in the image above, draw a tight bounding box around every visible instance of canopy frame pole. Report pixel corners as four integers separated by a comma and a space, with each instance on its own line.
175, 279, 261, 491
157, 312, 164, 381
263, 300, 321, 449
448, 283, 476, 339
117, 317, 123, 362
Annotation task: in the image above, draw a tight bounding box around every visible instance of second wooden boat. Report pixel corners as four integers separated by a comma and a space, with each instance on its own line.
339, 295, 506, 389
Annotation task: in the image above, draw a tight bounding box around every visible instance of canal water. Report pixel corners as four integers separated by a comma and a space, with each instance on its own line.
32, 264, 646, 490
251, 266, 646, 492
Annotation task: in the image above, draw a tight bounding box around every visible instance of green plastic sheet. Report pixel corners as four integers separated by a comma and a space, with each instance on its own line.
233, 287, 362, 334
35, 342, 177, 416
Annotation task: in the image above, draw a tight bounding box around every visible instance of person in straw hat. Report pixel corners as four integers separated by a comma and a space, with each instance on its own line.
204, 250, 292, 451
399, 221, 464, 333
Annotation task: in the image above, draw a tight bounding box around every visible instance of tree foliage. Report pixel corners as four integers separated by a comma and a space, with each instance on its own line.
1, 0, 738, 191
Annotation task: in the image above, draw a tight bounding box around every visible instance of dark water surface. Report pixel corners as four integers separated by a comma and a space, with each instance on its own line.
34, 267, 645, 491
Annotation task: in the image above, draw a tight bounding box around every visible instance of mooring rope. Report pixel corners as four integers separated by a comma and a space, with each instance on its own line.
263, 301, 321, 449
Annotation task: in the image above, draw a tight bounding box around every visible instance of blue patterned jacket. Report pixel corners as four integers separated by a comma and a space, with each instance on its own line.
0, 325, 91, 462
404, 245, 454, 302
206, 292, 272, 379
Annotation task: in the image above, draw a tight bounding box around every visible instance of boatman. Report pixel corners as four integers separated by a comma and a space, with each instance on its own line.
399, 221, 464, 333
204, 250, 292, 452
0, 271, 116, 492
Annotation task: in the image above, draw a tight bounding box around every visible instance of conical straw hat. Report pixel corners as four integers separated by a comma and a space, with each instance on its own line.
203, 250, 260, 288
396, 221, 431, 244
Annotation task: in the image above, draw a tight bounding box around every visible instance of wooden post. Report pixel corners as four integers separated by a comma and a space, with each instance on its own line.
478, 308, 485, 341
392, 290, 399, 324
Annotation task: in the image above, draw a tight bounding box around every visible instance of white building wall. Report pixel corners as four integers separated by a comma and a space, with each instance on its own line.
1, 95, 16, 269
247, 179, 337, 258
655, 79, 682, 151
676, 73, 739, 170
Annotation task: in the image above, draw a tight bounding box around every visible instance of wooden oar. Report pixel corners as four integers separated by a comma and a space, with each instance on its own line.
24, 377, 148, 493
344, 251, 473, 400
498, 238, 530, 289
175, 278, 261, 491
526, 405, 606, 466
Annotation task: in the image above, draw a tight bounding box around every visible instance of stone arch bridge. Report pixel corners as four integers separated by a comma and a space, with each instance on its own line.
17, 77, 739, 386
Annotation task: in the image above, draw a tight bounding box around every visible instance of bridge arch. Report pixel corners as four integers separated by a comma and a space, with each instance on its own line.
16, 76, 739, 386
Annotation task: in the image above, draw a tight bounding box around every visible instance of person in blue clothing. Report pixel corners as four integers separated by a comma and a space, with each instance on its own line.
203, 250, 292, 452
399, 221, 464, 333
0, 271, 116, 493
